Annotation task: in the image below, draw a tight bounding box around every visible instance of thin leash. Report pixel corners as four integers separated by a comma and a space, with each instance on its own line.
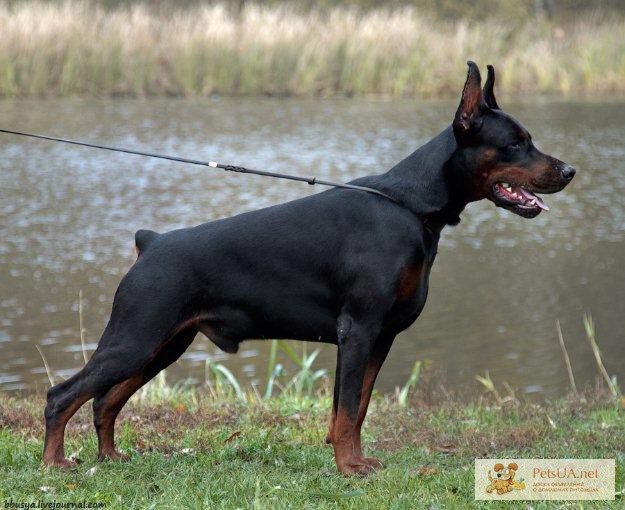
0, 128, 396, 203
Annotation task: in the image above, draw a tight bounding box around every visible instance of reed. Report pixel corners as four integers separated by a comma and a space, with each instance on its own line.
35, 345, 55, 386
396, 359, 423, 407
204, 357, 246, 400
555, 319, 578, 396
78, 290, 89, 365
0, 1, 623, 98
583, 312, 620, 399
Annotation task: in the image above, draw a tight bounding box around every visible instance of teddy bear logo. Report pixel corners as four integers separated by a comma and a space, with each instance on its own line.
485, 462, 526, 495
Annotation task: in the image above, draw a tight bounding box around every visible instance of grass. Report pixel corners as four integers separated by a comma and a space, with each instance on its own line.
1, 386, 624, 508
0, 1, 624, 98
8, 300, 625, 507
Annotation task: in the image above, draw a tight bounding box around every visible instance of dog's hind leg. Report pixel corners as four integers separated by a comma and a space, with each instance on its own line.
43, 345, 153, 468
43, 279, 186, 468
43, 377, 94, 468
92, 328, 197, 461
92, 374, 144, 462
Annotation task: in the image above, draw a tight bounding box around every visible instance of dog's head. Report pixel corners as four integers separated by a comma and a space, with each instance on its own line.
493, 462, 518, 482
452, 61, 575, 218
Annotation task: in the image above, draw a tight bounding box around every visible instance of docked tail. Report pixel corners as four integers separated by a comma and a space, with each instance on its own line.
134, 229, 159, 256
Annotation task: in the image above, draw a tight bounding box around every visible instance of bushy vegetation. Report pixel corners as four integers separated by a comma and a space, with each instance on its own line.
0, 1, 623, 98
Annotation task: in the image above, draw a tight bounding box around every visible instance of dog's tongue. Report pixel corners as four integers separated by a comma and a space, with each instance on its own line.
518, 187, 549, 211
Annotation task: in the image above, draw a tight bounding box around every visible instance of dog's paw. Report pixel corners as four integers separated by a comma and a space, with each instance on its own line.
338, 456, 383, 476
44, 457, 79, 469
361, 456, 384, 469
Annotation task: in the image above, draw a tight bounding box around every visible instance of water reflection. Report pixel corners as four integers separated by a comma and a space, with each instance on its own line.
0, 97, 624, 397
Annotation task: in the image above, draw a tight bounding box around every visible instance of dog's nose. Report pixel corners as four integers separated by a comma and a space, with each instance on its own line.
561, 164, 576, 180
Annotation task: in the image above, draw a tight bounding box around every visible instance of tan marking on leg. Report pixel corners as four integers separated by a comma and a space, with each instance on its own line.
332, 407, 380, 476
353, 359, 384, 468
95, 375, 144, 461
325, 405, 336, 444
43, 396, 90, 468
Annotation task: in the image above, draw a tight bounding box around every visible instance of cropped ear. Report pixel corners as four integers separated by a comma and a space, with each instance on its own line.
483, 64, 500, 109
453, 61, 487, 139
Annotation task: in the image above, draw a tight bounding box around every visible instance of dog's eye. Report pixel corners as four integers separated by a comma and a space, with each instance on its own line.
508, 143, 522, 151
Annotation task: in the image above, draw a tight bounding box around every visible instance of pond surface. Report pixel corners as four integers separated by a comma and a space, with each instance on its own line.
1, 97, 624, 397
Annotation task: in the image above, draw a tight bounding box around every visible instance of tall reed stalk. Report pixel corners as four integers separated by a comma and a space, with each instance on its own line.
0, 2, 623, 98
556, 320, 578, 396
78, 290, 89, 365
583, 313, 620, 398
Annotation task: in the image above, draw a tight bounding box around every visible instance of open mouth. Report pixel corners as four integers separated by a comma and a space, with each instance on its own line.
492, 182, 549, 217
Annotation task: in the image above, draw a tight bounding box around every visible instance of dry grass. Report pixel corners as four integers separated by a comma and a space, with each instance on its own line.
0, 385, 619, 455
0, 1, 623, 97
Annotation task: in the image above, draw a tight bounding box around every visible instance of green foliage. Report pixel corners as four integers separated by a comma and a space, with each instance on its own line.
397, 360, 423, 407
136, 371, 198, 406
264, 339, 281, 399
0, 390, 623, 508
205, 358, 247, 400
281, 343, 328, 396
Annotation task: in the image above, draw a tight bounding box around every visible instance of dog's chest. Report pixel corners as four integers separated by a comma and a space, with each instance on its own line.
387, 261, 432, 325
395, 264, 425, 302
386, 242, 438, 330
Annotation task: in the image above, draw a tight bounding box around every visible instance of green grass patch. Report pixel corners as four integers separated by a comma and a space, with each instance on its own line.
1, 389, 624, 508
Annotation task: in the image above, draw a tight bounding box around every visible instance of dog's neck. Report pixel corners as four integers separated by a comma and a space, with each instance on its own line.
354, 126, 472, 231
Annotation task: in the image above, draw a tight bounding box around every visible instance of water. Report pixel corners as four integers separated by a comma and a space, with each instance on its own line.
1, 97, 624, 398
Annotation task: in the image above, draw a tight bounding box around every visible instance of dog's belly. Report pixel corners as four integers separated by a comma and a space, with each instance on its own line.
193, 257, 434, 352
197, 296, 340, 353
197, 273, 430, 354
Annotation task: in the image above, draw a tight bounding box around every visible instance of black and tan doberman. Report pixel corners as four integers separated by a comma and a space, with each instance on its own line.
43, 62, 575, 475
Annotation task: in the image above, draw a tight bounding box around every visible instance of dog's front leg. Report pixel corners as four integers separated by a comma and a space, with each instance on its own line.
325, 354, 341, 445
330, 314, 382, 476
352, 333, 393, 468
326, 333, 393, 461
